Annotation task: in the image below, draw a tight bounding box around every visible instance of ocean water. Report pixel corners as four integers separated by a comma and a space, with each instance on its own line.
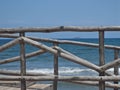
0, 38, 120, 90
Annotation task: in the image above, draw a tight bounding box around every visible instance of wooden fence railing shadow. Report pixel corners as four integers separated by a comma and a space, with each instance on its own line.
0, 26, 120, 90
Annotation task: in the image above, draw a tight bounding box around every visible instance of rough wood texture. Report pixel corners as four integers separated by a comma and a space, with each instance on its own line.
0, 49, 47, 64
53, 43, 59, 90
67, 81, 120, 89
1, 75, 120, 81
20, 33, 26, 90
114, 49, 119, 90
1, 34, 120, 50
100, 58, 120, 71
0, 26, 120, 33
99, 31, 105, 90
0, 37, 21, 52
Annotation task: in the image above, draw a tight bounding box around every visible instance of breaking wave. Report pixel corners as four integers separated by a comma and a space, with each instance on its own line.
27, 67, 98, 76
27, 67, 120, 76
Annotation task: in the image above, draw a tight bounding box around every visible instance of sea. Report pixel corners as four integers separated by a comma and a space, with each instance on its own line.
0, 38, 120, 90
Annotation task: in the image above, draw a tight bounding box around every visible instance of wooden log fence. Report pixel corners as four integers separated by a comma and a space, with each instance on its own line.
0, 26, 120, 90
0, 26, 120, 33
99, 31, 105, 90
20, 32, 26, 90
114, 49, 119, 90
0, 37, 21, 52
53, 43, 59, 90
67, 81, 120, 89
0, 49, 47, 64
23, 37, 101, 72
1, 75, 120, 81
1, 34, 120, 50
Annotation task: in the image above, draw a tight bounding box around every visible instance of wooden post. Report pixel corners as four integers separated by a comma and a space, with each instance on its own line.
53, 43, 59, 90
20, 32, 26, 90
114, 49, 119, 90
99, 31, 105, 90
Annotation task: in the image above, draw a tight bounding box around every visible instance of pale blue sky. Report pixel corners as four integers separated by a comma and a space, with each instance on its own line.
0, 0, 120, 38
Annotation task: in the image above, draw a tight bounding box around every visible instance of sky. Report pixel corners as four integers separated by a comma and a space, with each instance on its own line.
0, 0, 120, 38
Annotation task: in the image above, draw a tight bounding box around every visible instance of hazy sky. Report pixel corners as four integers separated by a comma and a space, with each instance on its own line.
0, 0, 120, 38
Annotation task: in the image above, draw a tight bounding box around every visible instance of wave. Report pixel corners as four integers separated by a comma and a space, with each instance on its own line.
27, 67, 98, 76
27, 67, 120, 76
107, 68, 120, 73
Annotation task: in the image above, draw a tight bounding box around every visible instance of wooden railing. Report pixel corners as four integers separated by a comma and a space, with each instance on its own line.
0, 26, 120, 90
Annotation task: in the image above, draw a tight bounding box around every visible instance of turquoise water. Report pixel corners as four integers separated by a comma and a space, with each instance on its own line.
0, 38, 120, 90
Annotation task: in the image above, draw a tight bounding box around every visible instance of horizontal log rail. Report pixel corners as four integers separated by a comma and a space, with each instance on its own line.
0, 26, 120, 33
1, 34, 120, 50
67, 81, 120, 89
0, 75, 120, 81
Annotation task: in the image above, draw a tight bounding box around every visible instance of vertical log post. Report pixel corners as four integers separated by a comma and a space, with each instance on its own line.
53, 43, 59, 90
99, 31, 105, 90
114, 49, 119, 90
20, 32, 26, 90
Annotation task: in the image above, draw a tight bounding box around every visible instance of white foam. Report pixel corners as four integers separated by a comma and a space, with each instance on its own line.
25, 67, 120, 76
107, 68, 120, 73
27, 67, 97, 75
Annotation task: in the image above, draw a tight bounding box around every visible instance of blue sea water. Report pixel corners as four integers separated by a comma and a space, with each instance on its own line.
0, 38, 120, 90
